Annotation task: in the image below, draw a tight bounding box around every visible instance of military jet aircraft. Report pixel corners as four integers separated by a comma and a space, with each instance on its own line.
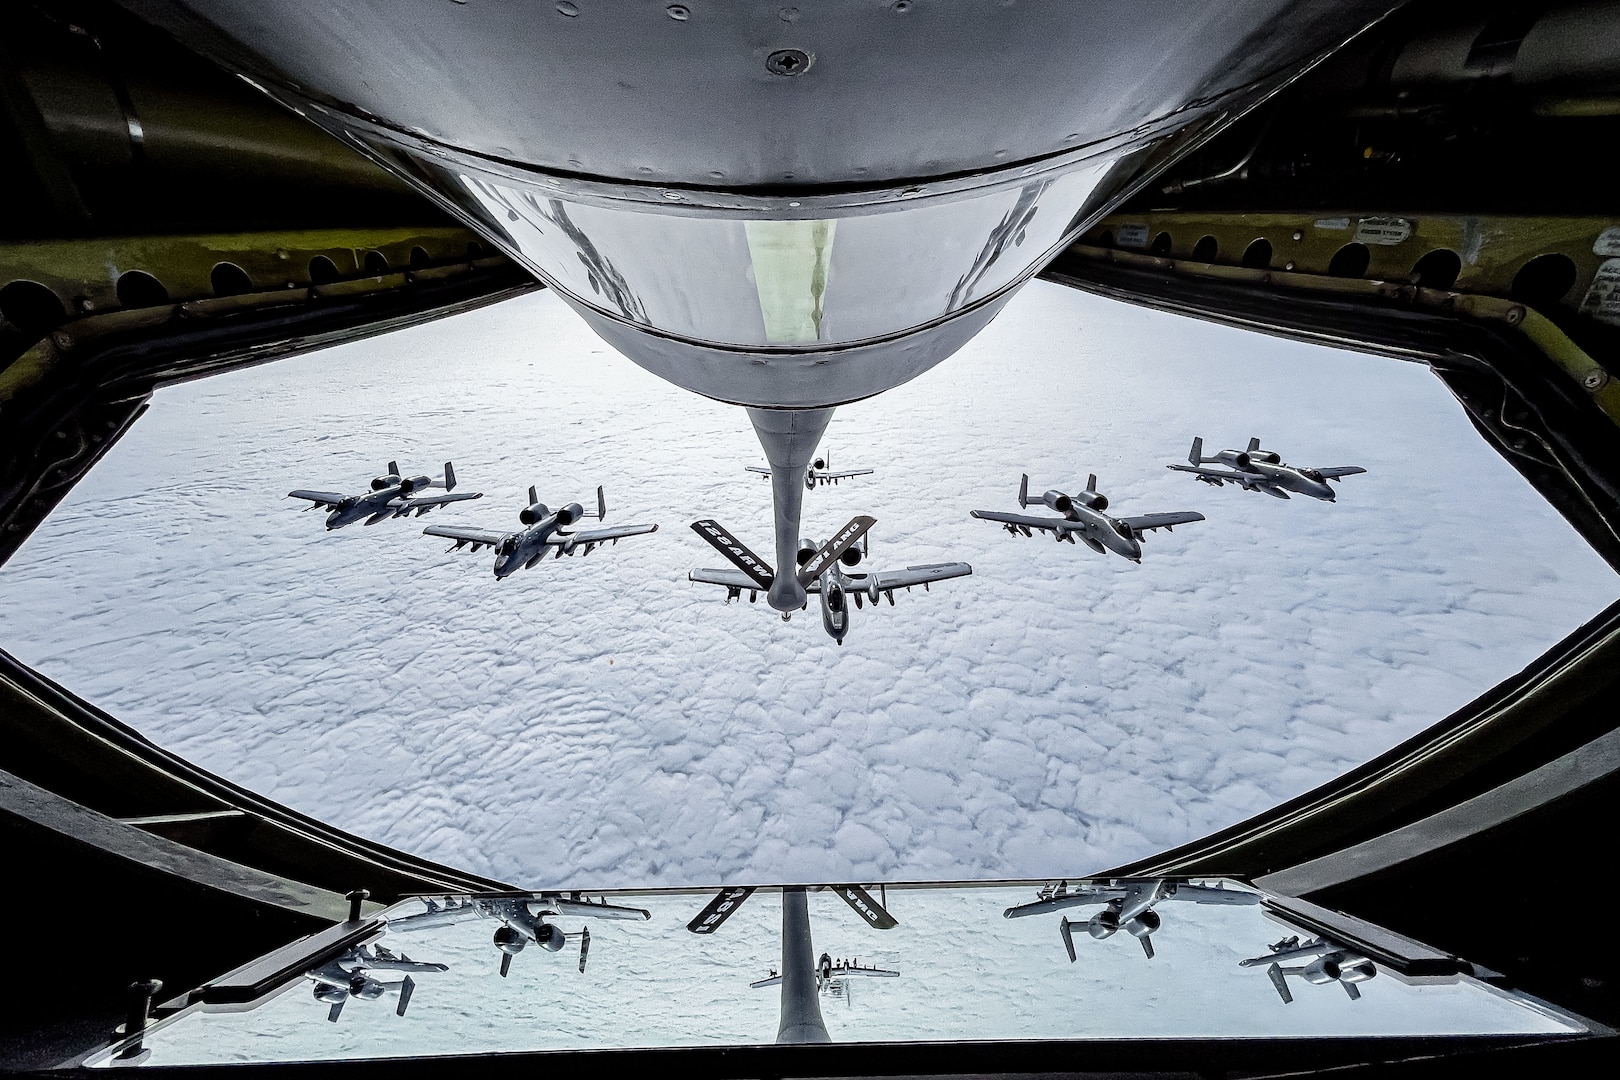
1168, 438, 1366, 501
304, 942, 448, 1023
476, 894, 651, 978
1004, 879, 1258, 961
424, 486, 657, 579
391, 892, 651, 978
289, 460, 482, 530
1240, 935, 1378, 1003
970, 474, 1204, 562
747, 448, 874, 490
688, 517, 971, 645
751, 953, 900, 1008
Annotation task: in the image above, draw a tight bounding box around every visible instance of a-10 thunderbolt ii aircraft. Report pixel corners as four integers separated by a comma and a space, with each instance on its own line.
389, 893, 651, 978
1004, 879, 1258, 961
303, 942, 448, 1023
1239, 935, 1378, 1003
289, 460, 482, 529
1169, 438, 1366, 501
747, 447, 874, 490
424, 485, 657, 579
970, 474, 1204, 563
688, 516, 971, 645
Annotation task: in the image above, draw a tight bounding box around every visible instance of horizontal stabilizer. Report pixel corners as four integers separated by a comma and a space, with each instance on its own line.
832, 883, 898, 929
690, 520, 774, 590
688, 886, 755, 935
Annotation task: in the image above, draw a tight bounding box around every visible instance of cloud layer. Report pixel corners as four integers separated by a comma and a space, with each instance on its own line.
0, 282, 1612, 888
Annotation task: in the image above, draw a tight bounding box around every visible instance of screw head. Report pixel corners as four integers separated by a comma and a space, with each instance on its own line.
1583, 369, 1609, 390
766, 48, 812, 76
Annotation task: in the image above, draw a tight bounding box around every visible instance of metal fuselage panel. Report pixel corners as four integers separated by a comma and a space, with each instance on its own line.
492, 517, 563, 579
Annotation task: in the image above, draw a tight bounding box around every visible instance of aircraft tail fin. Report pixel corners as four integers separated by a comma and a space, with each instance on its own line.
388, 460, 400, 477
528, 485, 538, 506
1018, 473, 1030, 508
595, 485, 607, 520
443, 462, 456, 491
396, 975, 415, 1017
1267, 963, 1294, 1004
1059, 917, 1078, 963
1247, 436, 1261, 453
578, 926, 591, 973
1189, 437, 1203, 465
499, 952, 512, 978
1087, 473, 1098, 493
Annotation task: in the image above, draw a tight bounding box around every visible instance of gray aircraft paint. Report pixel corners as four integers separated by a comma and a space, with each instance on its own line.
425, 486, 657, 579
289, 460, 482, 529
689, 521, 971, 645
1168, 437, 1366, 501
970, 474, 1204, 563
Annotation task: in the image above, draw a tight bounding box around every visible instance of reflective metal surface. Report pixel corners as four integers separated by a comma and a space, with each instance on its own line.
91, 880, 1589, 1065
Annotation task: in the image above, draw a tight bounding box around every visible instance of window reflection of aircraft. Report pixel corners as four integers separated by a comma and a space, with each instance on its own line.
304, 943, 448, 1023
1004, 879, 1258, 960
289, 460, 482, 529
424, 485, 657, 579
747, 448, 874, 490
688, 518, 971, 645
751, 953, 900, 1008
1168, 437, 1366, 501
386, 892, 652, 977
1240, 935, 1378, 1003
970, 474, 1203, 562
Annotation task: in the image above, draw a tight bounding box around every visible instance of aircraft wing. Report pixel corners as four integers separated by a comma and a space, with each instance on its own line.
288, 489, 348, 509
1003, 886, 1121, 918
819, 469, 874, 480
745, 465, 771, 476
423, 525, 508, 552
1315, 466, 1366, 479
1164, 881, 1259, 905
548, 523, 658, 546
862, 563, 973, 593
690, 568, 762, 590
401, 491, 483, 515
969, 509, 1073, 534
1166, 463, 1249, 482
1118, 511, 1205, 533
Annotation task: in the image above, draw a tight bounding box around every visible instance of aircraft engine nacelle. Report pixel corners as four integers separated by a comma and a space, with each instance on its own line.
1302, 953, 1376, 986
532, 922, 567, 952
1087, 910, 1120, 939
313, 983, 347, 1004
370, 475, 399, 491
840, 546, 863, 567
352, 978, 386, 1001
1072, 490, 1108, 511
1219, 451, 1252, 468
1248, 450, 1281, 464
519, 502, 550, 526
1123, 910, 1161, 938
397, 475, 433, 495
493, 926, 527, 955
812, 458, 826, 471
553, 502, 586, 527
796, 539, 817, 567
1041, 491, 1073, 515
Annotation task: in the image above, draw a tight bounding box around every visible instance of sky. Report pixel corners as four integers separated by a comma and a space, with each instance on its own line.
0, 281, 1613, 889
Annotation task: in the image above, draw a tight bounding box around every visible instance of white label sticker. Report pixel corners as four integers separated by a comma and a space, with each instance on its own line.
1353, 217, 1413, 245
1115, 223, 1150, 250
1580, 258, 1620, 326
1314, 217, 1351, 231
1594, 227, 1620, 257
